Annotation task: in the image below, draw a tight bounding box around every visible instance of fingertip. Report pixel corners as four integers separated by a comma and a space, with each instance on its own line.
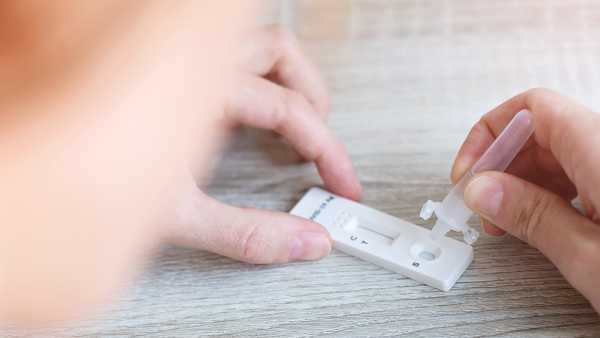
343, 159, 363, 201
324, 171, 362, 202
289, 233, 332, 261
339, 174, 363, 201
464, 173, 504, 219
451, 155, 474, 184
317, 153, 363, 201
351, 182, 363, 201
451, 120, 496, 183
481, 218, 507, 236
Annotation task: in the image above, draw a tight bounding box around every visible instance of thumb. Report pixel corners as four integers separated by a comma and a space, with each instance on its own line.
464, 171, 600, 310
463, 172, 600, 276
170, 188, 332, 264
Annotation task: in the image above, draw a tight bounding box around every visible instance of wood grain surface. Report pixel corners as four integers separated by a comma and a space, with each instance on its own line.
6, 1, 600, 337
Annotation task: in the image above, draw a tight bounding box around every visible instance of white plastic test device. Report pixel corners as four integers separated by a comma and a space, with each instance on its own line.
290, 110, 535, 291
290, 187, 473, 291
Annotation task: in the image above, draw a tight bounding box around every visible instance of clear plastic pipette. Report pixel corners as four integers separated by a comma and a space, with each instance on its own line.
420, 110, 535, 244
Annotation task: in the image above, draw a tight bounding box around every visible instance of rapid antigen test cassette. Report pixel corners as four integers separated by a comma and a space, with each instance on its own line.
290, 110, 535, 291
290, 187, 473, 291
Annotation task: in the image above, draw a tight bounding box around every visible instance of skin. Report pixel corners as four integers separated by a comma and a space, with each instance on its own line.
1, 2, 598, 328
0, 2, 360, 326
452, 88, 600, 312
166, 25, 362, 265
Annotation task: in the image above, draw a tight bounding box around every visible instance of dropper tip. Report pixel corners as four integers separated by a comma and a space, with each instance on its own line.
430, 220, 451, 241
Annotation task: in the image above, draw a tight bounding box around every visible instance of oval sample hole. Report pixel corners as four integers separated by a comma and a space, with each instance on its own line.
418, 251, 436, 261
409, 240, 442, 262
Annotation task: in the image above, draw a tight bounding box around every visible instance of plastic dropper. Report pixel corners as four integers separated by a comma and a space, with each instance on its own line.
420, 110, 535, 244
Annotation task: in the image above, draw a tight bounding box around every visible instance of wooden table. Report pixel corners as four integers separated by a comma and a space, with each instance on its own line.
13, 1, 600, 337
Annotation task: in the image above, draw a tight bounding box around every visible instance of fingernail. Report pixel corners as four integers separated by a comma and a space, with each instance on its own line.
290, 232, 331, 261
465, 175, 504, 218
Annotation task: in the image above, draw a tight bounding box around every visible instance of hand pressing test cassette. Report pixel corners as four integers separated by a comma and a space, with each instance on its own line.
290, 111, 535, 291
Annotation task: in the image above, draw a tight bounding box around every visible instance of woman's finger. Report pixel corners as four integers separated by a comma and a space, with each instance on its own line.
225, 73, 362, 200
169, 187, 331, 264
237, 24, 330, 119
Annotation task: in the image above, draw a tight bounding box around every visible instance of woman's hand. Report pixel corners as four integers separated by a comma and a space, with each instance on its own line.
0, 1, 260, 324
452, 88, 600, 311
165, 25, 362, 264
